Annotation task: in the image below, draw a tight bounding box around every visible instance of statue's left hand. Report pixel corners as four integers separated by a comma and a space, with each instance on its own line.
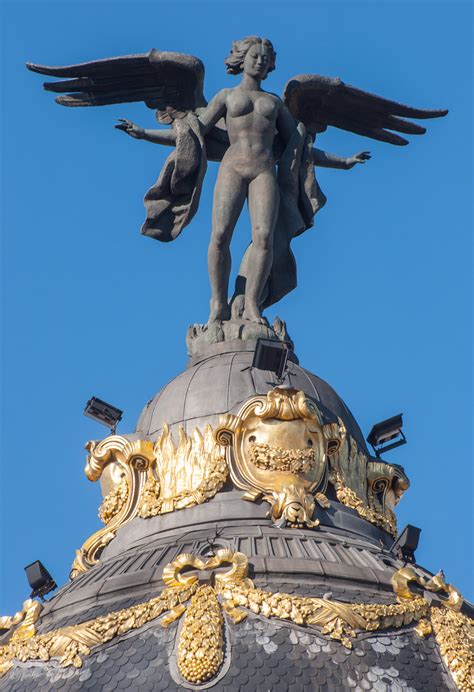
345, 151, 371, 169
115, 119, 145, 139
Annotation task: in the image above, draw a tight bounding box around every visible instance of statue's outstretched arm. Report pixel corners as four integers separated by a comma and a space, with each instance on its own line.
115, 119, 176, 146
312, 147, 371, 170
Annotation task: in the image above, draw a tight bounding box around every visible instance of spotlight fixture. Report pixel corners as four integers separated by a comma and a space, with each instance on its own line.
24, 560, 57, 601
390, 524, 421, 564
84, 396, 123, 433
366, 413, 406, 457
252, 338, 290, 382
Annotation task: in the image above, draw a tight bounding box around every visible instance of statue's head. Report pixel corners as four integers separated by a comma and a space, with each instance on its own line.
225, 36, 276, 80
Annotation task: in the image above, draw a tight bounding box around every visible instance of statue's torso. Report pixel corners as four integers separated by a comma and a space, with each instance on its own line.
223, 87, 279, 170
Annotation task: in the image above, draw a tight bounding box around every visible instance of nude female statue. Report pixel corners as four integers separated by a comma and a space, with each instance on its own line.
116, 37, 368, 324
27, 38, 446, 325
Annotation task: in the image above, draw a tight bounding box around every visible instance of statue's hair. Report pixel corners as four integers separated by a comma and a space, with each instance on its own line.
224, 36, 276, 75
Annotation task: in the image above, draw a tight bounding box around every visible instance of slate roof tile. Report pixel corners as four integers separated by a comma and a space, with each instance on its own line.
0, 613, 458, 692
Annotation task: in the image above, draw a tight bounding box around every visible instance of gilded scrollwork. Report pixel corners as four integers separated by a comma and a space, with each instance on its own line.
216, 387, 336, 528
71, 425, 228, 579
325, 419, 410, 538
215, 388, 409, 535
391, 566, 463, 611
71, 389, 411, 583
70, 436, 156, 579
366, 460, 409, 521
0, 582, 198, 678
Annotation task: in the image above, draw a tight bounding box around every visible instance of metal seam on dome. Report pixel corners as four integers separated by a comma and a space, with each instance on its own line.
139, 377, 182, 436
300, 367, 322, 401
226, 352, 239, 412
180, 358, 209, 433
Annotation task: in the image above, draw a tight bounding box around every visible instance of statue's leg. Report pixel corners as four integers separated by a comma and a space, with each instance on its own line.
208, 165, 247, 323
244, 171, 279, 323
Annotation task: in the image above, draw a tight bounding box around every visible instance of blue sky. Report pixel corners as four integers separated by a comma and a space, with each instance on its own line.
1, 0, 472, 612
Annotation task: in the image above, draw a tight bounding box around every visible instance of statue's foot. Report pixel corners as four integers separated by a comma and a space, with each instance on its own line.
208, 301, 231, 323
243, 306, 267, 325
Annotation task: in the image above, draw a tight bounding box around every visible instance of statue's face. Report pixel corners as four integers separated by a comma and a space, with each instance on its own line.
243, 42, 271, 80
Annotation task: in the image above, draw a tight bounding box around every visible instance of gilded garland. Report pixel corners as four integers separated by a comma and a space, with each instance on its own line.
1, 552, 471, 690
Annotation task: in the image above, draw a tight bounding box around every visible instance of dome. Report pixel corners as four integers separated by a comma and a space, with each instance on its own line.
136, 340, 369, 455
1, 340, 471, 692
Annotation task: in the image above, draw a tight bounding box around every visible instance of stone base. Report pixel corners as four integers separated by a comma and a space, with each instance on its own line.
186, 316, 293, 358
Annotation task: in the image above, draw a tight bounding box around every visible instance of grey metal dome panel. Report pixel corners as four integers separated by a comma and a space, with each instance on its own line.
136, 344, 369, 454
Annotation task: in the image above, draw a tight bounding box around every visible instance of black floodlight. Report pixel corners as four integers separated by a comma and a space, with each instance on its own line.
366, 413, 406, 457
24, 560, 57, 601
390, 524, 421, 564
252, 338, 289, 381
84, 396, 123, 433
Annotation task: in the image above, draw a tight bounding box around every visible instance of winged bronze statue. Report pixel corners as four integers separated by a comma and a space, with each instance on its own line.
27, 37, 447, 326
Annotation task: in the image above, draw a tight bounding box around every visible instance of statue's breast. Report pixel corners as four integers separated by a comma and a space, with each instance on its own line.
226, 92, 278, 123
254, 95, 278, 120
227, 92, 254, 118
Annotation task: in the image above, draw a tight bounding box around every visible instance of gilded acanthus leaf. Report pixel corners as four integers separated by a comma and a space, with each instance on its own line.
329, 470, 398, 537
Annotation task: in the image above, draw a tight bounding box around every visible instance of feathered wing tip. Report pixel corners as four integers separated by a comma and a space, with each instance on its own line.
26, 49, 207, 115
283, 74, 448, 145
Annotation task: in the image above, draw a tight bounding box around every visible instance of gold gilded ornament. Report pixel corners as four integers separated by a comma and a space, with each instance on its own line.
329, 469, 398, 537
326, 419, 409, 538
366, 461, 409, 516
98, 477, 128, 524
0, 598, 43, 674
430, 606, 474, 692
391, 566, 463, 611
414, 619, 432, 638
177, 585, 224, 684
2, 551, 471, 687
0, 583, 197, 678
138, 423, 228, 518
215, 582, 428, 649
70, 436, 156, 579
216, 387, 338, 527
392, 566, 473, 691
71, 425, 228, 579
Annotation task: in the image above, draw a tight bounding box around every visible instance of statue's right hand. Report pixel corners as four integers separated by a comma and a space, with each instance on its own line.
115, 119, 144, 139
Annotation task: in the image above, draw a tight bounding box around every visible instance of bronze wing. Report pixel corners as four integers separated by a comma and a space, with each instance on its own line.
26, 49, 206, 123
283, 74, 447, 145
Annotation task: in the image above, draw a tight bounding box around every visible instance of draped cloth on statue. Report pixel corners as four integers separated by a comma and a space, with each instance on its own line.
141, 117, 325, 308
141, 114, 207, 242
